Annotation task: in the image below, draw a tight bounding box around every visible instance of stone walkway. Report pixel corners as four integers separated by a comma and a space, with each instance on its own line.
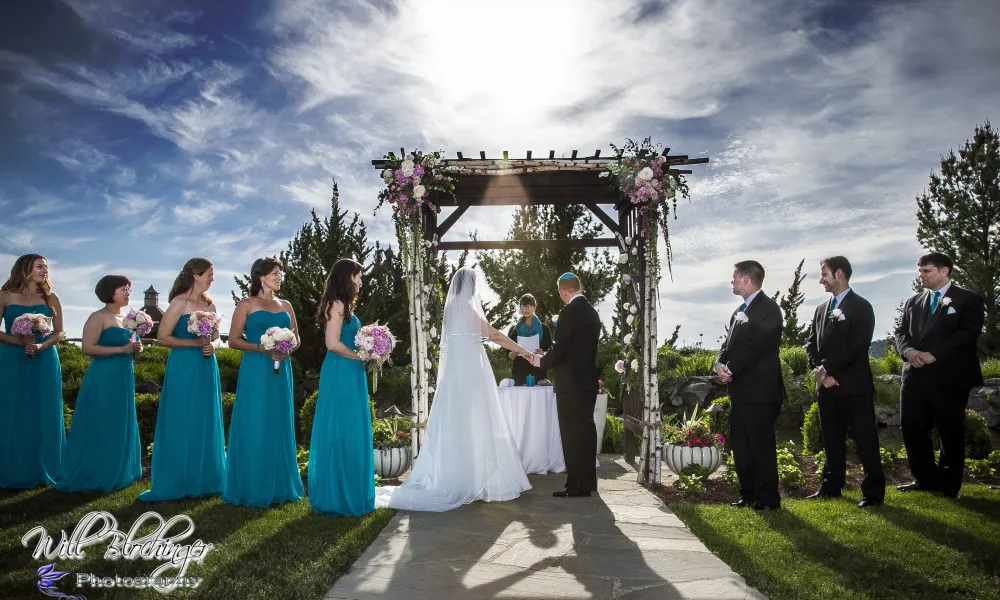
326, 456, 766, 600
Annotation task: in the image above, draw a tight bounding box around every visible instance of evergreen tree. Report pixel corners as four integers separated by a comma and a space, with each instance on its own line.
916, 120, 1000, 355
233, 179, 405, 372
475, 204, 618, 327
772, 259, 809, 348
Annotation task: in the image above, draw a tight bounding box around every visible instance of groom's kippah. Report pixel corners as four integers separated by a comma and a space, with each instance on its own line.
559, 272, 577, 281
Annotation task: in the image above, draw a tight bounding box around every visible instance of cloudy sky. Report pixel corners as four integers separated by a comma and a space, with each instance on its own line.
1, 0, 998, 346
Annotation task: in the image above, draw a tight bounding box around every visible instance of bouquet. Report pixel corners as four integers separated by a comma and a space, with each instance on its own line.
187, 310, 222, 359
260, 327, 296, 374
355, 323, 397, 392
10, 313, 53, 359
122, 309, 153, 360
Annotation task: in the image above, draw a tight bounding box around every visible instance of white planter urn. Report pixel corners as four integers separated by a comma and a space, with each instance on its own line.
663, 445, 722, 476
374, 447, 412, 479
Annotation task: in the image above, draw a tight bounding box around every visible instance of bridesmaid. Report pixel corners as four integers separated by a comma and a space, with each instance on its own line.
0, 254, 66, 488
308, 258, 375, 517
56, 275, 142, 493
139, 258, 226, 502
223, 258, 304, 508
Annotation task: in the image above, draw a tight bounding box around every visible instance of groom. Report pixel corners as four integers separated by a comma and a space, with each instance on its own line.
532, 273, 602, 498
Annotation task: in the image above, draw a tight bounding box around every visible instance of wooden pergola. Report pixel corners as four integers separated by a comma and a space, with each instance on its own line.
372, 149, 709, 485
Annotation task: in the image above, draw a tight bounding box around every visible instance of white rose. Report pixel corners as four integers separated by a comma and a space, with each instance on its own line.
412, 184, 426, 198
401, 160, 415, 177
626, 315, 634, 326
623, 303, 631, 311
618, 253, 628, 264
381, 169, 393, 181
430, 326, 437, 338
630, 305, 638, 315
625, 236, 633, 245
428, 386, 435, 395
631, 246, 638, 256
638, 167, 654, 181
623, 333, 632, 345
630, 359, 639, 371
424, 359, 432, 370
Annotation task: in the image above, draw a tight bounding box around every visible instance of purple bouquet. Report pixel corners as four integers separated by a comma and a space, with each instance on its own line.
261, 327, 296, 374
355, 323, 397, 392
11, 313, 52, 359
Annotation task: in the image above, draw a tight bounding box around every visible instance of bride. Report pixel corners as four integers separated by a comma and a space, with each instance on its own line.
375, 266, 535, 512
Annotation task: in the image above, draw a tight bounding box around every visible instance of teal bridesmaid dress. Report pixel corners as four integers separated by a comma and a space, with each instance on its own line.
139, 314, 226, 502
56, 326, 142, 492
0, 304, 64, 488
308, 315, 375, 516
223, 310, 304, 508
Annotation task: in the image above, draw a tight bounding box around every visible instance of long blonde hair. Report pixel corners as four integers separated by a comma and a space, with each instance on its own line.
1, 254, 55, 314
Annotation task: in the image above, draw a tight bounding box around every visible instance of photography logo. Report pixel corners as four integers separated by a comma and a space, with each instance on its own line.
37, 563, 86, 600
23, 511, 213, 595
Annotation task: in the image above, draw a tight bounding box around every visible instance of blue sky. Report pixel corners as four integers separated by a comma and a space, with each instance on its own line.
1, 0, 998, 345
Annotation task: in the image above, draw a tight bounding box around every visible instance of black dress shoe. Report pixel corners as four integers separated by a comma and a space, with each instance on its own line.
857, 498, 884, 508
753, 503, 780, 512
897, 482, 935, 492
730, 498, 753, 508
806, 491, 842, 499
990, 486, 1000, 490
553, 490, 591, 498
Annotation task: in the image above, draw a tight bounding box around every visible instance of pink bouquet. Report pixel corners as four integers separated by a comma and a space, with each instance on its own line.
11, 313, 53, 359
355, 323, 397, 391
187, 310, 222, 359
261, 327, 296, 374
122, 309, 153, 360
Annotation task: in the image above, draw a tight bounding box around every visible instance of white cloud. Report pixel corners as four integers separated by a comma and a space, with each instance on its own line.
171, 199, 239, 223
46, 139, 115, 174
60, 0, 203, 55
231, 183, 257, 198
16, 188, 69, 218
113, 165, 137, 186
281, 178, 331, 207
188, 159, 212, 180
106, 192, 159, 216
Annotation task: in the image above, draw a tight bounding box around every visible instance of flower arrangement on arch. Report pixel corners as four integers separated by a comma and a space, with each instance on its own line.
376, 150, 455, 222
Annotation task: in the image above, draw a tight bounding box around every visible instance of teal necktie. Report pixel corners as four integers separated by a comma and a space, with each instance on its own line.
828, 297, 838, 314
930, 290, 941, 313
738, 302, 747, 313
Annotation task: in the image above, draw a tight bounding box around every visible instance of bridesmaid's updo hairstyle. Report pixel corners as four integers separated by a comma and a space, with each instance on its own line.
169, 257, 213, 304
2, 254, 53, 307
317, 258, 363, 328
249, 257, 283, 297
95, 275, 132, 304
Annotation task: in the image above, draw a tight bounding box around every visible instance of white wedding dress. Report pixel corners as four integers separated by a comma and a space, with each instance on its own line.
374, 267, 531, 512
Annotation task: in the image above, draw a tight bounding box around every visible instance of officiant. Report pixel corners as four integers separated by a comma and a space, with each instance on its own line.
506, 294, 552, 385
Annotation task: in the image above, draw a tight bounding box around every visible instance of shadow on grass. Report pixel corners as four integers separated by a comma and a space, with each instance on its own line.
0, 488, 105, 530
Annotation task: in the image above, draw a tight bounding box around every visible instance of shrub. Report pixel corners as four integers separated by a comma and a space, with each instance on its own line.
135, 393, 160, 454
965, 457, 995, 480
723, 452, 739, 489
222, 392, 235, 436
603, 414, 625, 453
981, 359, 1000, 379
706, 396, 730, 451
58, 342, 90, 405
63, 404, 73, 432
880, 446, 902, 467
371, 366, 411, 412
675, 464, 709, 494
964, 409, 993, 460
297, 448, 309, 476
776, 441, 804, 488
870, 348, 903, 377
216, 348, 242, 394
802, 402, 822, 455
874, 377, 901, 406
671, 350, 717, 378
300, 391, 319, 444
657, 346, 684, 373
598, 336, 623, 411
780, 347, 810, 377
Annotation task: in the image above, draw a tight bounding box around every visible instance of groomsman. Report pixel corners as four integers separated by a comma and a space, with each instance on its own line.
895, 252, 984, 498
715, 261, 784, 511
805, 256, 885, 508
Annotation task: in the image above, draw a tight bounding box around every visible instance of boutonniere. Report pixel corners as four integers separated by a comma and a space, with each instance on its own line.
734, 311, 749, 325
828, 308, 845, 322
941, 297, 952, 307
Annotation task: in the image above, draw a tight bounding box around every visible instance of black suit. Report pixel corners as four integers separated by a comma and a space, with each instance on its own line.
507, 320, 552, 385
540, 296, 602, 493
717, 292, 784, 508
895, 283, 984, 494
805, 289, 885, 500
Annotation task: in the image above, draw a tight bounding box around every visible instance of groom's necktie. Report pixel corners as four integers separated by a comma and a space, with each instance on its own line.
828, 297, 838, 315
738, 302, 747, 313
930, 290, 941, 313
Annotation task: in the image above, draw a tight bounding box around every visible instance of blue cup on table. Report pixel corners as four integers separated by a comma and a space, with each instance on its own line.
526, 375, 535, 387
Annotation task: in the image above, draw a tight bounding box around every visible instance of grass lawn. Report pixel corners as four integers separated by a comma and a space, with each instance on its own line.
0, 484, 394, 600
671, 485, 1000, 600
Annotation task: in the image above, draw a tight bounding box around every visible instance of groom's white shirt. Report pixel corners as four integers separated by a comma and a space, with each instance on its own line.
568, 293, 585, 304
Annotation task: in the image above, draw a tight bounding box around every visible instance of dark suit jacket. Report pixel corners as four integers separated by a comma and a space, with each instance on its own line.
716, 292, 784, 404
894, 283, 984, 390
540, 296, 601, 393
805, 289, 876, 398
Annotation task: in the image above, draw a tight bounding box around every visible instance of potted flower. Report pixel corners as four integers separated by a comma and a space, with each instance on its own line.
662, 405, 725, 476
373, 411, 412, 479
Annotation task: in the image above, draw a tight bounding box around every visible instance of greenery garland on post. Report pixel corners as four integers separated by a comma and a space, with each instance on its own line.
376, 150, 454, 456
604, 137, 691, 484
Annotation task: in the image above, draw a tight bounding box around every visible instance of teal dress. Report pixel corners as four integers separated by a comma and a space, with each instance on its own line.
308, 315, 375, 516
140, 315, 226, 502
56, 327, 142, 492
0, 304, 64, 488
223, 310, 304, 508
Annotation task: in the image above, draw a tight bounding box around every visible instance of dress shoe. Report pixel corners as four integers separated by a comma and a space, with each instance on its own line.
990, 486, 1000, 490
730, 498, 753, 508
805, 491, 841, 499
753, 503, 779, 512
553, 490, 591, 498
897, 482, 935, 492
857, 498, 884, 509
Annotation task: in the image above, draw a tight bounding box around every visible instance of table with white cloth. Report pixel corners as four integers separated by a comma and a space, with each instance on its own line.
497, 386, 567, 474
